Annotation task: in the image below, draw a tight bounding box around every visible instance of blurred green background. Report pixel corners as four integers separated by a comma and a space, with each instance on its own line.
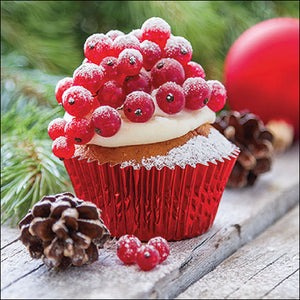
1, 1, 299, 224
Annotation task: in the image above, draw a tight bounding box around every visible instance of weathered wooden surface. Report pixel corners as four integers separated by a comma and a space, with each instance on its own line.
177, 204, 299, 299
1, 144, 299, 299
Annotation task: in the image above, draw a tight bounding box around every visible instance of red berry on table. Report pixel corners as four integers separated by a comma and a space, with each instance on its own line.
151, 58, 185, 89
183, 77, 210, 110
84, 33, 113, 64
100, 56, 120, 81
97, 80, 126, 109
207, 80, 227, 112
136, 245, 160, 271
148, 237, 170, 263
113, 34, 141, 57
47, 118, 67, 141
129, 29, 143, 42
123, 91, 155, 123
73, 63, 104, 95
164, 36, 193, 65
64, 118, 94, 145
123, 71, 151, 95
117, 234, 142, 264
62, 86, 96, 118
141, 17, 171, 50
184, 61, 206, 80
140, 40, 162, 71
106, 29, 125, 41
52, 136, 75, 159
92, 106, 122, 137
118, 49, 143, 76
156, 82, 185, 115
55, 77, 73, 104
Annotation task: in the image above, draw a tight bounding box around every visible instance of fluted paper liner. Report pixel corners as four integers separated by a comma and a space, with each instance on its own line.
64, 147, 239, 241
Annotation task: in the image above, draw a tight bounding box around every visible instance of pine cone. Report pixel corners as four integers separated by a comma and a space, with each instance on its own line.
18, 192, 110, 270
213, 110, 274, 188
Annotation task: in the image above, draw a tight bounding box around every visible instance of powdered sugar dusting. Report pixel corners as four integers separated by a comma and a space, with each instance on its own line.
120, 127, 237, 170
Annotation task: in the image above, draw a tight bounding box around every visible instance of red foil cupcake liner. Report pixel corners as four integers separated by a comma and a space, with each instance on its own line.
63, 148, 239, 241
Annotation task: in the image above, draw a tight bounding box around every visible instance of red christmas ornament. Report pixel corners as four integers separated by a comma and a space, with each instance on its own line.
224, 18, 299, 139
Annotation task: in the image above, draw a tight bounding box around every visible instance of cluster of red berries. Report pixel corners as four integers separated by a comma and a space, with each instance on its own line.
48, 17, 227, 159
116, 234, 170, 271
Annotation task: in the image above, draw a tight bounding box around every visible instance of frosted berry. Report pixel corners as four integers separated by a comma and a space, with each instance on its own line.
92, 106, 122, 137
117, 234, 142, 264
55, 77, 73, 104
140, 40, 162, 71
97, 80, 125, 109
113, 34, 141, 57
148, 237, 170, 263
48, 118, 67, 141
183, 77, 210, 110
136, 245, 160, 271
84, 33, 113, 64
64, 118, 94, 145
118, 49, 143, 76
123, 91, 155, 123
62, 86, 95, 118
100, 56, 120, 81
207, 80, 227, 112
151, 58, 185, 89
129, 29, 143, 42
155, 82, 185, 114
52, 136, 75, 159
164, 36, 193, 65
73, 63, 104, 95
106, 29, 125, 41
184, 61, 206, 79
123, 71, 151, 95
141, 17, 171, 50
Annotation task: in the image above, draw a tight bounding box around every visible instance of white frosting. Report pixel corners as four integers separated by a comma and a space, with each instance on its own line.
64, 105, 216, 147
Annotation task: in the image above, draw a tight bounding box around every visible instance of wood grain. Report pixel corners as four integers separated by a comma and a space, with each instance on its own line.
1, 144, 299, 299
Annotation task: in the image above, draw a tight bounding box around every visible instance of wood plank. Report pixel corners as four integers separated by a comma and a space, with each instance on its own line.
1, 144, 299, 299
176, 205, 299, 299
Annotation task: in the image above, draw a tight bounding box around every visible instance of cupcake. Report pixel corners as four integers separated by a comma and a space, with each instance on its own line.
49, 17, 239, 241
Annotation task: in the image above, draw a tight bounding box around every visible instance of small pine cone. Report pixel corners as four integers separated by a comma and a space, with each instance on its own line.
213, 110, 274, 188
18, 192, 110, 270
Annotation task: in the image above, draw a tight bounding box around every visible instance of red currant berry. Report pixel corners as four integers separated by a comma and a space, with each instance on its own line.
113, 34, 141, 57
164, 36, 193, 65
97, 80, 126, 109
136, 245, 160, 271
52, 136, 75, 159
148, 237, 170, 263
123, 71, 151, 95
141, 17, 171, 50
62, 86, 95, 118
55, 77, 73, 104
129, 29, 143, 42
116, 234, 142, 264
100, 56, 120, 81
73, 63, 104, 95
156, 82, 185, 114
184, 61, 206, 80
92, 106, 122, 137
151, 58, 185, 89
140, 40, 162, 71
64, 118, 94, 145
48, 118, 67, 141
207, 80, 227, 112
84, 33, 113, 64
106, 29, 125, 41
183, 77, 211, 110
123, 91, 155, 123
118, 49, 143, 76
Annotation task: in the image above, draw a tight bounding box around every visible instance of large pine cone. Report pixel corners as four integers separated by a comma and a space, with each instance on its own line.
18, 192, 110, 270
213, 110, 274, 188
